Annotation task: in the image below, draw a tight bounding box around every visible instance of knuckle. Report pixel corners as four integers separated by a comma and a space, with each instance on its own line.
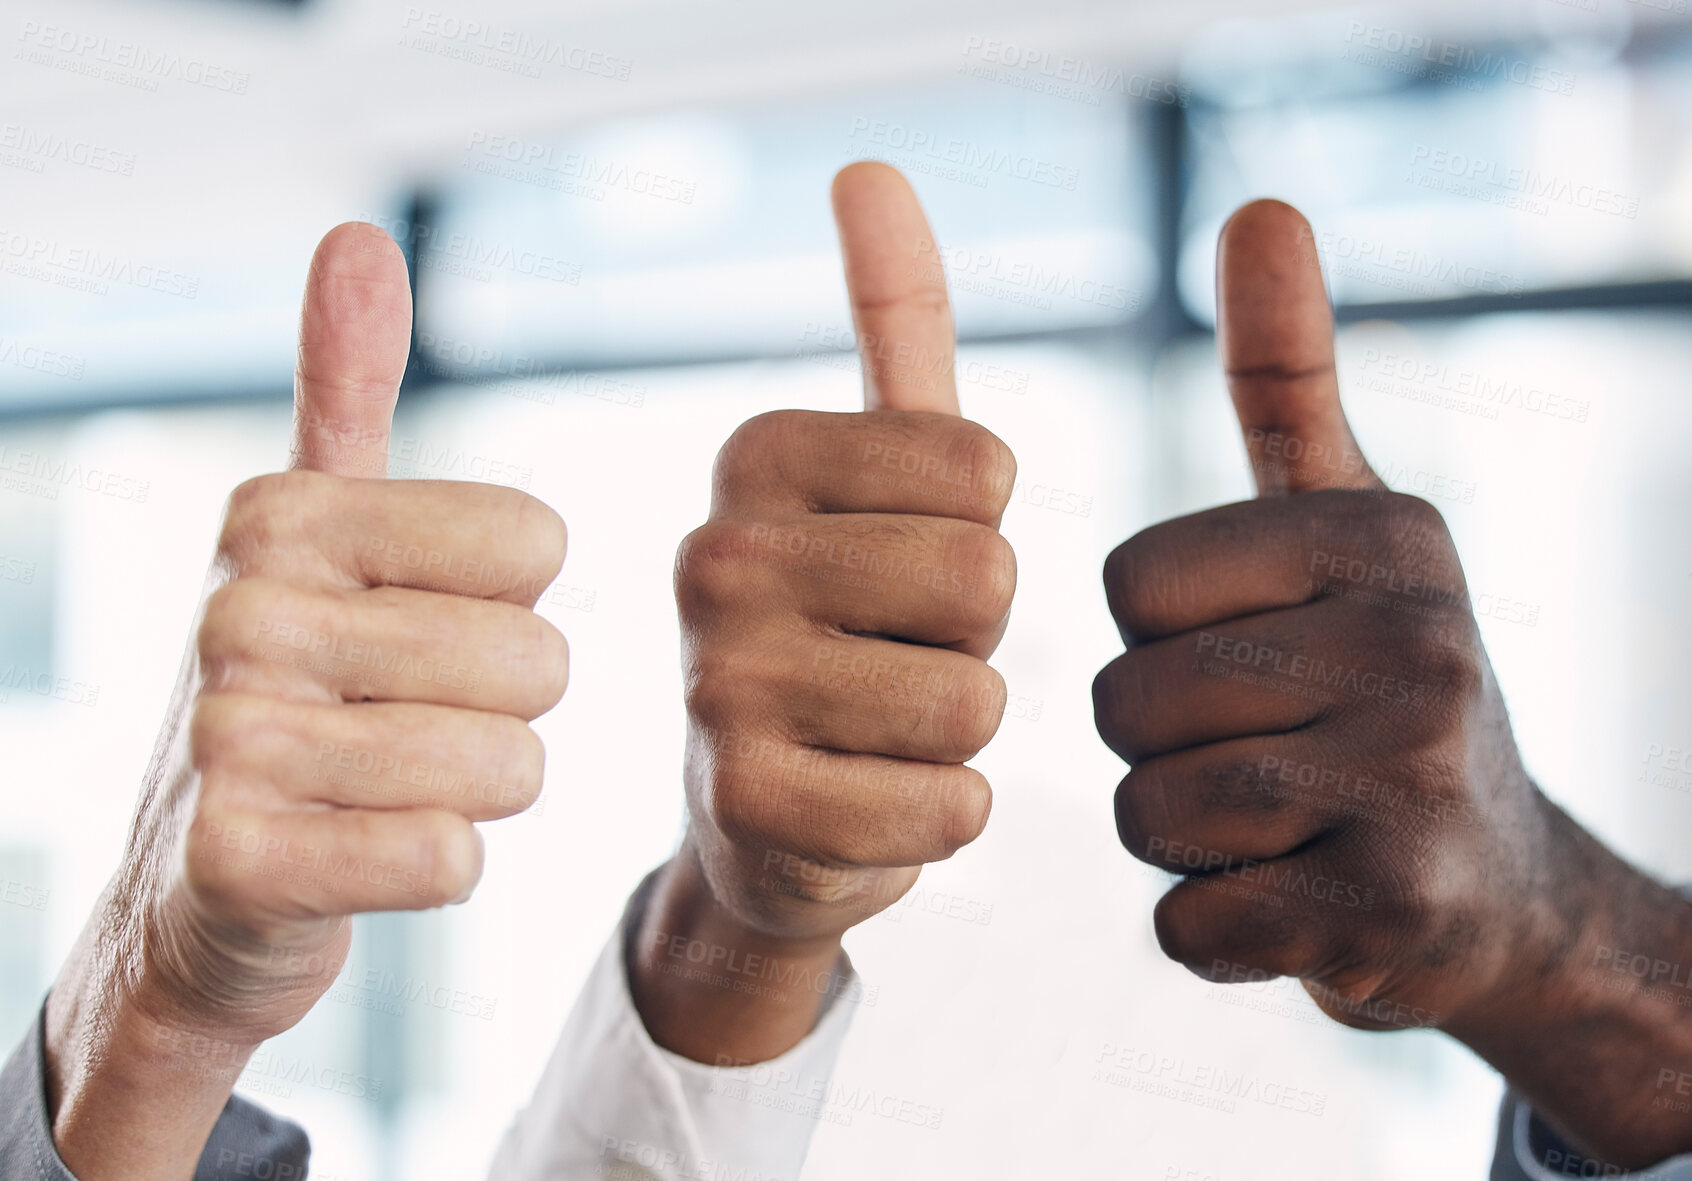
1092, 653, 1151, 760
942, 662, 1006, 759
1370, 493, 1459, 574
715, 410, 807, 487
941, 767, 993, 853
522, 615, 570, 708
1381, 490, 1449, 538
1114, 765, 1173, 862
1151, 888, 1212, 972
198, 578, 274, 662
182, 811, 236, 894
951, 524, 1017, 627
1103, 530, 1178, 637
499, 719, 547, 808
187, 693, 256, 773
674, 520, 762, 619
218, 471, 323, 568
701, 751, 781, 848
1418, 624, 1484, 705
681, 649, 751, 733
182, 809, 266, 911
511, 490, 568, 588
417, 811, 483, 905
469, 713, 546, 810
951, 419, 1016, 515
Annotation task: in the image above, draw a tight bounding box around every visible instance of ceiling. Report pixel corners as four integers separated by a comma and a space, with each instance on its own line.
2, 0, 1673, 410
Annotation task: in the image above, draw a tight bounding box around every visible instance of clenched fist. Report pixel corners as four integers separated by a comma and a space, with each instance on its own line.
631, 163, 1016, 1063
1092, 208, 1541, 1029
1093, 200, 1692, 1167
44, 223, 568, 1179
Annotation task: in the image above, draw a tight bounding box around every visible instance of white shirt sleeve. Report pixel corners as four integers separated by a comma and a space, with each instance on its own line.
487, 871, 858, 1181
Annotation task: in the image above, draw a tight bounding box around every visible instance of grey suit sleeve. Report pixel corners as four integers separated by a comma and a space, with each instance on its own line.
1491, 1089, 1692, 1180
0, 1001, 311, 1181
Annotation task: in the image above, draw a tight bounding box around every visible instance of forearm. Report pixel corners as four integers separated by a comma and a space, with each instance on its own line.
629, 843, 850, 1064
45, 908, 258, 1181
1449, 798, 1692, 1167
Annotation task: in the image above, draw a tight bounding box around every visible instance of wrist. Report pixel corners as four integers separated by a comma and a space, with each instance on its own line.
47, 953, 259, 1181
630, 845, 849, 1065
1447, 796, 1692, 1165
45, 883, 262, 1181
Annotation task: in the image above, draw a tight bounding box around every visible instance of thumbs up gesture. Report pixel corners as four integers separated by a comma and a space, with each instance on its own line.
630, 164, 1016, 1062
1093, 201, 1558, 1033
45, 223, 568, 1178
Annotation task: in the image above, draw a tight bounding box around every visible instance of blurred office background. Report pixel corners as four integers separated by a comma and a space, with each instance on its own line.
4, 0, 1692, 1176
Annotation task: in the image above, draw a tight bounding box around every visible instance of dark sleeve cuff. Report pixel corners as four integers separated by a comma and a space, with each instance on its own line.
0, 1000, 311, 1181
1491, 1087, 1692, 1179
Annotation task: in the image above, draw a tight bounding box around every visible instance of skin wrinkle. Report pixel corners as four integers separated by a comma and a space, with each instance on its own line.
1092, 196, 1692, 1166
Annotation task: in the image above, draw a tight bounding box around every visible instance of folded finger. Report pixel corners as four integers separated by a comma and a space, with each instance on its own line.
192, 693, 543, 821
221, 471, 567, 607
692, 731, 991, 869
709, 410, 1014, 527
199, 578, 569, 719
1113, 735, 1339, 872
785, 635, 1005, 764
187, 805, 484, 919
1092, 607, 1331, 763
748, 513, 1016, 658
1104, 491, 1463, 645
